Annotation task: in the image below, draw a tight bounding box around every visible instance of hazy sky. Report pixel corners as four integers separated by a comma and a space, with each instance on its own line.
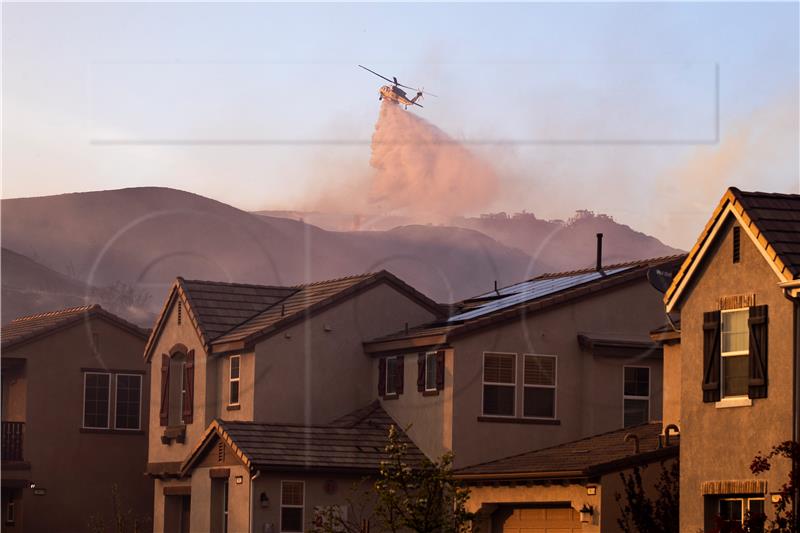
2, 2, 798, 248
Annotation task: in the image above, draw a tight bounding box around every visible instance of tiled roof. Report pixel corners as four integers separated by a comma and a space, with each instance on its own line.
456, 423, 678, 480
366, 255, 684, 349
182, 402, 425, 473
144, 270, 442, 361
2, 304, 148, 350
212, 273, 376, 345
666, 188, 800, 310
178, 279, 297, 340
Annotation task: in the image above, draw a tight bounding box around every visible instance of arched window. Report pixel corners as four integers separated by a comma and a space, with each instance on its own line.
169, 353, 186, 426
159, 347, 195, 427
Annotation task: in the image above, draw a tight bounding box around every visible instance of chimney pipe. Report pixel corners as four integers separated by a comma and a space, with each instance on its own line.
596, 233, 603, 271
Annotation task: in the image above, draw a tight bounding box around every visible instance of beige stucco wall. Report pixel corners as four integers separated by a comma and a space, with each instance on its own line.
1, 362, 27, 421
676, 220, 794, 531
661, 341, 681, 432
466, 483, 601, 532
252, 282, 438, 425
378, 349, 455, 461
449, 279, 667, 468
2, 316, 152, 532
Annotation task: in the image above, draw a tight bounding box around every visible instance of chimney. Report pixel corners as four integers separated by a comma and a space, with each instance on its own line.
596, 233, 603, 271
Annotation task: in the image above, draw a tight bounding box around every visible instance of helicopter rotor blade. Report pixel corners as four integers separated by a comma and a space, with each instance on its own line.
358, 65, 395, 85
419, 87, 438, 98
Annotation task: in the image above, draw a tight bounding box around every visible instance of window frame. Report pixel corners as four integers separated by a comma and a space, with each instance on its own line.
113, 373, 143, 431
622, 365, 651, 427
424, 351, 438, 392
385, 356, 399, 396
521, 354, 557, 420
229, 355, 241, 407
280, 480, 305, 533
82, 371, 112, 429
481, 352, 517, 418
5, 498, 15, 525
718, 497, 766, 525
721, 307, 750, 399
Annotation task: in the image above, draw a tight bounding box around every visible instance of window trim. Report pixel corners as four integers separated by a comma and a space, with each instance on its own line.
481, 351, 517, 418
113, 373, 143, 431
424, 352, 438, 392
280, 480, 305, 533
228, 355, 241, 407
623, 365, 651, 427
521, 354, 558, 420
82, 371, 112, 429
718, 496, 766, 524
720, 307, 750, 399
385, 356, 399, 396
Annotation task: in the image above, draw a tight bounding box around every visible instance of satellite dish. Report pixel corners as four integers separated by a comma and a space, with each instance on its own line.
647, 267, 675, 294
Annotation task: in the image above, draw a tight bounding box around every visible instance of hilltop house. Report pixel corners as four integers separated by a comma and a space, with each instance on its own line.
1, 305, 152, 532
653, 188, 800, 531
364, 254, 684, 470
143, 272, 442, 533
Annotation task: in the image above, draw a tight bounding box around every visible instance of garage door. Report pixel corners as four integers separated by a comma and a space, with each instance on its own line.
501, 506, 582, 533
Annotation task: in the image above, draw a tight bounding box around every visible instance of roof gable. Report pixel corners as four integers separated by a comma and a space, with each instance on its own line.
665, 188, 800, 312
2, 304, 148, 351
181, 402, 425, 475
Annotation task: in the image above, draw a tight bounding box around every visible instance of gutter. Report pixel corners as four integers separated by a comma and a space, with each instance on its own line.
454, 469, 586, 482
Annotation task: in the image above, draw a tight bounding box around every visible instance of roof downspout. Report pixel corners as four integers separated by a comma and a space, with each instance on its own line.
781, 283, 799, 520
249, 469, 261, 533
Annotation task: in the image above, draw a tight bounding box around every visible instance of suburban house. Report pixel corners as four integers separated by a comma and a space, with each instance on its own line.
363, 253, 684, 470
654, 187, 800, 531
455, 422, 679, 532
1, 304, 152, 532
143, 272, 442, 533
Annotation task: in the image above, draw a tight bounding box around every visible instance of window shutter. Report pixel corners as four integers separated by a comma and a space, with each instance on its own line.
748, 305, 768, 399
378, 358, 386, 396
702, 310, 722, 403
397, 356, 404, 394
436, 350, 445, 390
159, 354, 170, 426
183, 349, 195, 424
417, 354, 425, 392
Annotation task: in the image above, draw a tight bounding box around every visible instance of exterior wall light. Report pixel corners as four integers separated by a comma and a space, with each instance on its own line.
235, 475, 244, 485
579, 504, 594, 523
260, 492, 270, 508
586, 486, 597, 496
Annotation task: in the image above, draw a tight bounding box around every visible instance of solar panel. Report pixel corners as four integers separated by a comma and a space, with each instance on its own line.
447, 267, 632, 322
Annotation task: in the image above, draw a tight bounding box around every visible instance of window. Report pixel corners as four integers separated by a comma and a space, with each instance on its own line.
623, 366, 650, 427
169, 355, 187, 425
83, 372, 111, 428
424, 352, 437, 391
229, 356, 240, 406
721, 309, 749, 398
281, 481, 305, 532
719, 497, 765, 528
523, 355, 556, 418
483, 353, 516, 416
115, 374, 142, 430
385, 356, 399, 395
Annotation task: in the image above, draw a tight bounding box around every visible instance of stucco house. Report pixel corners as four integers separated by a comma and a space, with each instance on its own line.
1, 304, 152, 532
143, 272, 442, 532
364, 254, 684, 470
654, 188, 800, 531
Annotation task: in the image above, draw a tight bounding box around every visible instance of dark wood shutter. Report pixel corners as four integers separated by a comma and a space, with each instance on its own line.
183, 349, 195, 423
397, 356, 404, 394
378, 358, 386, 396
436, 350, 445, 390
159, 354, 170, 426
702, 310, 722, 403
417, 354, 426, 392
748, 305, 768, 399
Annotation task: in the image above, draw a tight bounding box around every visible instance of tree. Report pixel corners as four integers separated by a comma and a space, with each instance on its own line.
748, 440, 799, 533
88, 484, 150, 533
373, 425, 474, 533
615, 459, 680, 533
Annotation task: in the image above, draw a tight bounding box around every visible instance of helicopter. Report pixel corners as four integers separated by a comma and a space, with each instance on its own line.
358, 65, 437, 109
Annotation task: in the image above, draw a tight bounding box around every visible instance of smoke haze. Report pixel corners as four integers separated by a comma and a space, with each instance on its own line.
367, 102, 498, 220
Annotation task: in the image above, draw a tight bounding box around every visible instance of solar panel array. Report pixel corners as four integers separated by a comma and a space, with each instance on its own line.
447, 267, 633, 323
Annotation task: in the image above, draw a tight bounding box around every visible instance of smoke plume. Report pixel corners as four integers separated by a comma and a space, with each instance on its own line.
367, 102, 498, 220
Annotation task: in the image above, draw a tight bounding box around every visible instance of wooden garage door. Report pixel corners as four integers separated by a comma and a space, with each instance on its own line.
501, 506, 582, 533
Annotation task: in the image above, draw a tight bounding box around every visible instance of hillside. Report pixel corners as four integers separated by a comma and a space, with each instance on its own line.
1, 188, 533, 323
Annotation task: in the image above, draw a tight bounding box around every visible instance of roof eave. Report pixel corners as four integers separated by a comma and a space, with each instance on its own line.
363, 334, 450, 355
454, 469, 588, 482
